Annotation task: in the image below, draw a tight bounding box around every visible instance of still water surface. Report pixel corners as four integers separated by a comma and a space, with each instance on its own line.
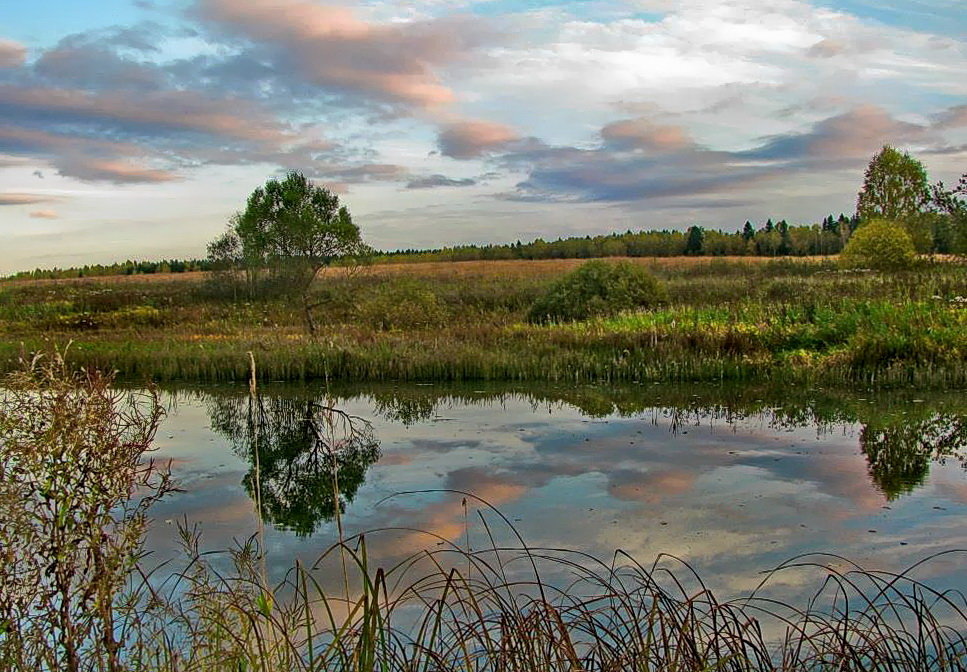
146, 382, 967, 602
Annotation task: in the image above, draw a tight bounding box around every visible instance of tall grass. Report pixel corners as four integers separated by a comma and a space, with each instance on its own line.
1, 258, 965, 386
111, 516, 966, 672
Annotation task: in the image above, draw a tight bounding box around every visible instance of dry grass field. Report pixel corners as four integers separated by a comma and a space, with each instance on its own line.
4, 255, 837, 287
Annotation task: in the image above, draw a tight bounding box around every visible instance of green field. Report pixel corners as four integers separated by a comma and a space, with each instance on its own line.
2, 256, 966, 387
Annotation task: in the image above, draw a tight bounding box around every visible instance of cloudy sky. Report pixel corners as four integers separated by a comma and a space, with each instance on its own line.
0, 0, 964, 274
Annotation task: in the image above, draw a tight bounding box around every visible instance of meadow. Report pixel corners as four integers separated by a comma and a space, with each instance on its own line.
2, 255, 966, 387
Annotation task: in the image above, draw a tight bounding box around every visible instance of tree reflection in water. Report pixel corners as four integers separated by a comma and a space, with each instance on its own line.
861, 414, 967, 500
208, 394, 380, 536
359, 382, 967, 501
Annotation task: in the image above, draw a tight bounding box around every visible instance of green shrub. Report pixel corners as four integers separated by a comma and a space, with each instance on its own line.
528, 260, 667, 323
355, 279, 447, 330
840, 218, 917, 271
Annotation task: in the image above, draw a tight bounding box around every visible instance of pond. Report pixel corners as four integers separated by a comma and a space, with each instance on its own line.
145, 381, 967, 607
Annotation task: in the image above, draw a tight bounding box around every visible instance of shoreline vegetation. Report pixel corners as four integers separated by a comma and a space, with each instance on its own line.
1, 256, 965, 388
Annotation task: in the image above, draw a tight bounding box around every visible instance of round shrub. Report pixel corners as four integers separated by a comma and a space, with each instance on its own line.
527, 260, 667, 323
840, 218, 916, 271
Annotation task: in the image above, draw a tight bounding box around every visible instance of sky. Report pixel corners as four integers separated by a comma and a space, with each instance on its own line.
0, 0, 964, 274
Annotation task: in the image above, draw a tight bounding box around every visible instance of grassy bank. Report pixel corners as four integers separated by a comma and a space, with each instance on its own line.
1, 256, 965, 387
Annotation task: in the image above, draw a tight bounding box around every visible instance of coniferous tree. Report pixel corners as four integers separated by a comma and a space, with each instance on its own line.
684, 225, 705, 255
742, 221, 755, 241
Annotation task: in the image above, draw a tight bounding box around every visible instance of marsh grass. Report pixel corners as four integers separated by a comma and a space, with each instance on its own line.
0, 257, 965, 386
97, 499, 967, 672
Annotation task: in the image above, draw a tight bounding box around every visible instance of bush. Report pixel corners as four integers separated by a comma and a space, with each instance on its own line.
840, 219, 917, 271
355, 279, 447, 330
528, 260, 667, 323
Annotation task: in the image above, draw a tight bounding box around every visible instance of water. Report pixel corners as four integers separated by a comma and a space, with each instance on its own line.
146, 382, 967, 604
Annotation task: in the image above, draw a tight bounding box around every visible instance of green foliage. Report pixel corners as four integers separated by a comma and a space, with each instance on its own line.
856, 146, 929, 224
840, 218, 917, 271
207, 172, 365, 301
207, 394, 380, 536
209, 171, 367, 332
931, 172, 967, 255
231, 171, 361, 275
5, 258, 210, 281
354, 279, 447, 331
527, 260, 667, 323
684, 225, 704, 255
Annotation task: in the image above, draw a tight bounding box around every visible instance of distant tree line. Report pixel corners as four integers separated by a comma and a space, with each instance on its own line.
373, 215, 861, 264
6, 258, 213, 281
2, 218, 856, 281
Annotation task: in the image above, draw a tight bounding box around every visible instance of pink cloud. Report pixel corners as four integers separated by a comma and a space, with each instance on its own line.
29, 209, 59, 219
933, 104, 967, 130
0, 124, 134, 153
58, 158, 179, 183
0, 125, 179, 183
800, 104, 925, 159
0, 85, 290, 144
0, 192, 54, 206
609, 469, 696, 504
601, 118, 693, 153
0, 39, 26, 68
438, 120, 519, 159
195, 0, 485, 110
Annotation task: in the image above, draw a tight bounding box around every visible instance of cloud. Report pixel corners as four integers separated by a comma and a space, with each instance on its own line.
746, 104, 928, 165
56, 158, 179, 183
193, 0, 492, 111
505, 105, 940, 204
0, 125, 180, 184
608, 468, 696, 504
0, 12, 504, 191
0, 39, 26, 68
0, 192, 55, 205
29, 209, 59, 219
807, 38, 846, 59
406, 174, 476, 189
314, 163, 409, 183
601, 118, 693, 152
932, 105, 967, 130
438, 120, 519, 159
34, 43, 165, 91
0, 85, 290, 145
